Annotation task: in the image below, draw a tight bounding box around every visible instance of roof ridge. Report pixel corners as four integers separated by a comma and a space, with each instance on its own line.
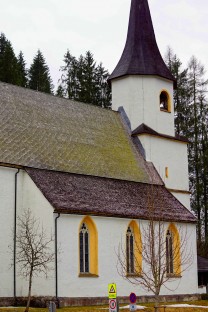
0, 81, 113, 112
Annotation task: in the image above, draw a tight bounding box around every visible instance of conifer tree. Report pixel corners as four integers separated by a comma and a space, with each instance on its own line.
187, 56, 208, 243
56, 85, 65, 98
17, 51, 28, 87
59, 50, 79, 100
165, 48, 208, 247
94, 62, 111, 109
165, 47, 190, 136
0, 33, 7, 57
0, 33, 20, 85
28, 50, 53, 94
58, 50, 111, 108
79, 51, 96, 104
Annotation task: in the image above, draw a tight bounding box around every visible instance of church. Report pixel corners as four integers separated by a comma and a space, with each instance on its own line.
0, 0, 199, 307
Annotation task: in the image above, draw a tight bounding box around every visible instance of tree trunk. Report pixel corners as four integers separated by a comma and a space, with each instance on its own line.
154, 294, 160, 312
25, 268, 33, 312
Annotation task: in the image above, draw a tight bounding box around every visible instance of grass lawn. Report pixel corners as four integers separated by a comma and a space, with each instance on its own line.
1, 301, 208, 312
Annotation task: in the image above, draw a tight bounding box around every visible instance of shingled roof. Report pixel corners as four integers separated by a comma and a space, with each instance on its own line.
0, 82, 196, 223
109, 0, 175, 84
26, 168, 196, 223
0, 82, 156, 183
132, 123, 189, 143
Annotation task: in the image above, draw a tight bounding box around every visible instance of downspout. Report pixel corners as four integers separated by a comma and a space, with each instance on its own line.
55, 213, 60, 305
14, 168, 20, 301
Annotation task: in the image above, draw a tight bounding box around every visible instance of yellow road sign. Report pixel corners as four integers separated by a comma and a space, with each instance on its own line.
108, 283, 117, 299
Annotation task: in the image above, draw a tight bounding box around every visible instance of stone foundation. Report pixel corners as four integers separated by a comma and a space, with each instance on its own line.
59, 294, 201, 307
0, 294, 201, 308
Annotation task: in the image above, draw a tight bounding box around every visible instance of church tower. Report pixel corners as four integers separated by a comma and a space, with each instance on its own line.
109, 0, 190, 209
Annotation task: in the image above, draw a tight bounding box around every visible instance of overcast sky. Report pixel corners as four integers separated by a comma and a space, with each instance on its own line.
1, 0, 208, 88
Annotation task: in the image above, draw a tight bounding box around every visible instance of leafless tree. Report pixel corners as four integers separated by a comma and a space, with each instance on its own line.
117, 189, 193, 311
15, 208, 54, 312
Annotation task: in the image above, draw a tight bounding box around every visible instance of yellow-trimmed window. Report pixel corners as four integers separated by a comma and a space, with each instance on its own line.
79, 216, 98, 276
166, 223, 181, 276
126, 221, 142, 276
160, 90, 171, 112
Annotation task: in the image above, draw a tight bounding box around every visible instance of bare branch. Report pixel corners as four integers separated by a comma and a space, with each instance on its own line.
14, 208, 55, 312
117, 187, 193, 310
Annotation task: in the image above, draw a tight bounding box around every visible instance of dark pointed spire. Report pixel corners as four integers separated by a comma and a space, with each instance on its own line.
109, 0, 175, 83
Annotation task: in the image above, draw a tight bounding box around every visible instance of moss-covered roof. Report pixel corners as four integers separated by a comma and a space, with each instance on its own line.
0, 82, 153, 183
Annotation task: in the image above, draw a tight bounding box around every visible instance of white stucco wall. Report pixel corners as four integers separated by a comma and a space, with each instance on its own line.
171, 192, 191, 211
112, 74, 191, 210
0, 167, 198, 300
57, 215, 198, 298
0, 167, 55, 298
16, 171, 55, 297
111, 75, 175, 136
139, 134, 190, 209
0, 167, 18, 297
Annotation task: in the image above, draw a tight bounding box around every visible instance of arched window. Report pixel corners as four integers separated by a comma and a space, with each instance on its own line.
126, 226, 134, 273
166, 230, 173, 274
79, 216, 98, 276
79, 223, 89, 273
160, 91, 170, 112
126, 221, 142, 275
166, 224, 181, 276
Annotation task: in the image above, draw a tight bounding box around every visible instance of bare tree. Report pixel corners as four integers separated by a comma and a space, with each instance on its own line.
15, 208, 54, 312
117, 190, 193, 312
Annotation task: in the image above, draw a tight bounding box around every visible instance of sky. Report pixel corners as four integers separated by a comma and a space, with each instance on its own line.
1, 0, 208, 88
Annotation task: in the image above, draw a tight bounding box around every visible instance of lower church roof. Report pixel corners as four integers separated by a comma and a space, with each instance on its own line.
27, 168, 196, 223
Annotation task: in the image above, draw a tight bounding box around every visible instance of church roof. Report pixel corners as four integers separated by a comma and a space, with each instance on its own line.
0, 82, 196, 223
109, 0, 175, 83
0, 82, 155, 184
132, 123, 189, 143
26, 168, 196, 223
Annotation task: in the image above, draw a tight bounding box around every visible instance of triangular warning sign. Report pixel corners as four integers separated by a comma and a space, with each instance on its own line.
108, 283, 117, 299
109, 285, 116, 293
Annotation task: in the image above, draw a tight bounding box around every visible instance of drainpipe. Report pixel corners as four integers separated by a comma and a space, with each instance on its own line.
14, 168, 20, 302
55, 213, 60, 305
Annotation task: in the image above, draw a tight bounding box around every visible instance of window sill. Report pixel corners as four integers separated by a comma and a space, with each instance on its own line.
166, 274, 181, 278
160, 109, 171, 113
79, 273, 99, 278
126, 273, 141, 278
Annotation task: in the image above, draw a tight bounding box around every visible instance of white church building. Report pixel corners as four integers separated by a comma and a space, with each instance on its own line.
0, 0, 199, 307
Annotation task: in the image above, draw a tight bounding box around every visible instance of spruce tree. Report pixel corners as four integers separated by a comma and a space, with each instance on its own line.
59, 50, 79, 100
56, 85, 65, 98
0, 33, 7, 57
0, 33, 20, 84
28, 50, 53, 94
17, 51, 28, 87
94, 62, 111, 108
58, 50, 111, 108
79, 51, 96, 104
